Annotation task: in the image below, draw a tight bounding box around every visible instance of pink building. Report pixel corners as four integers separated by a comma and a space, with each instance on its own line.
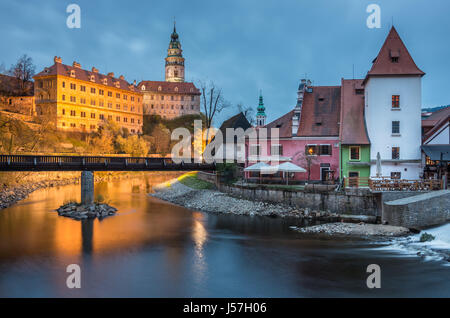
246, 80, 341, 182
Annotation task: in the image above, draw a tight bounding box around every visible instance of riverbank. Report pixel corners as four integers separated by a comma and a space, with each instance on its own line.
152, 174, 339, 220
0, 171, 184, 211
151, 173, 415, 238
290, 223, 411, 239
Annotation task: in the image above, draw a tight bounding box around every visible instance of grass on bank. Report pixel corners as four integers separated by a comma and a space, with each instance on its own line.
177, 172, 214, 190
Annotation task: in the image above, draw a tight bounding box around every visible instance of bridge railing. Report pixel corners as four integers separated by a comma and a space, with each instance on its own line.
0, 155, 216, 171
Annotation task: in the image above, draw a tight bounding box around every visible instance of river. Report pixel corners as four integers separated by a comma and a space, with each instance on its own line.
0, 174, 449, 297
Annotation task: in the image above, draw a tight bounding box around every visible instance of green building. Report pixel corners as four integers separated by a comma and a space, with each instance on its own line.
339, 79, 371, 184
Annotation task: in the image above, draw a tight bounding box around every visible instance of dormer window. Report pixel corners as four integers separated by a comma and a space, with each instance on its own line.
115, 81, 120, 88
390, 50, 400, 63
158, 86, 162, 91
141, 85, 146, 91
90, 75, 95, 82
174, 87, 178, 92
102, 78, 108, 85
70, 70, 76, 78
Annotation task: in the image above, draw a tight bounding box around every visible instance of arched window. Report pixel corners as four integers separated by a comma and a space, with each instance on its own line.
141, 85, 146, 90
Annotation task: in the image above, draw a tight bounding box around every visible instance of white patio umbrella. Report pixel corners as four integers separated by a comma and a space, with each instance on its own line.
376, 152, 382, 177
277, 162, 306, 185
244, 162, 270, 184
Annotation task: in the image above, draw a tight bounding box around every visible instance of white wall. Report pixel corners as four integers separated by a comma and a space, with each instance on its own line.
365, 76, 423, 178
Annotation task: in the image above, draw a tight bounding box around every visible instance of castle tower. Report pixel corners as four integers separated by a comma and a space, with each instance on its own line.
165, 22, 185, 82
364, 26, 425, 179
256, 92, 266, 127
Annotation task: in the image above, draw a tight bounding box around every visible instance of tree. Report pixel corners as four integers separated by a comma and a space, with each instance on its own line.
199, 81, 229, 145
236, 102, 255, 125
8, 54, 35, 95
116, 134, 150, 157
293, 149, 319, 182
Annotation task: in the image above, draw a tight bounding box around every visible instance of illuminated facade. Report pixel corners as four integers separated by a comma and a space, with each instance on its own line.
34, 56, 143, 133
139, 24, 201, 119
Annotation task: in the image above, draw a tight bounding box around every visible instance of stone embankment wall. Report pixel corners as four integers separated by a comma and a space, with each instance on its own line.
383, 190, 450, 229
218, 183, 381, 216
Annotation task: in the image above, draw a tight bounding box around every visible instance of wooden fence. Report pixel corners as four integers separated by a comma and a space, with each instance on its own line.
344, 176, 443, 191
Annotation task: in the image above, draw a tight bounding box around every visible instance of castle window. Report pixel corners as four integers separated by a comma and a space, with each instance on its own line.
62, 109, 65, 115
392, 95, 400, 108
141, 85, 146, 91
102, 78, 108, 85
392, 147, 400, 160
70, 83, 76, 90
116, 93, 120, 99
70, 110, 76, 116
90, 75, 95, 82
392, 121, 400, 134
116, 104, 120, 110
80, 85, 86, 92
70, 70, 76, 77
123, 94, 127, 100
116, 116, 120, 122
99, 114, 104, 120
108, 91, 112, 97
131, 118, 135, 123
62, 81, 65, 88
158, 86, 162, 91
91, 87, 96, 94
80, 112, 86, 118
91, 113, 95, 119
99, 89, 104, 95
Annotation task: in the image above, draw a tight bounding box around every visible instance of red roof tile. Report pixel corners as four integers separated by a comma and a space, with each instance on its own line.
364, 26, 425, 84
339, 79, 370, 145
137, 81, 200, 95
265, 110, 294, 138
297, 86, 341, 137
34, 61, 141, 93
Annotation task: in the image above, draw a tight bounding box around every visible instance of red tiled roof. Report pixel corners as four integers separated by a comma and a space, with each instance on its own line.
339, 79, 370, 145
137, 81, 200, 95
422, 106, 450, 128
265, 110, 294, 138
297, 86, 341, 137
364, 26, 424, 84
34, 61, 141, 93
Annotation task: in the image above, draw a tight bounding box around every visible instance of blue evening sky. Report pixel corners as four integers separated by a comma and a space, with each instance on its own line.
0, 0, 449, 126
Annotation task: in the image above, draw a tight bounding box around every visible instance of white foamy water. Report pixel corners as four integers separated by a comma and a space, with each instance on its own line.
372, 223, 450, 266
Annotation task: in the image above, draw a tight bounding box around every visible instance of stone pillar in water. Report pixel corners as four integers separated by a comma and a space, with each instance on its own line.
81, 171, 94, 205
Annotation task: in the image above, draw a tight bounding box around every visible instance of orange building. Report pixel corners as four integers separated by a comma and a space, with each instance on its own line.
34, 57, 143, 134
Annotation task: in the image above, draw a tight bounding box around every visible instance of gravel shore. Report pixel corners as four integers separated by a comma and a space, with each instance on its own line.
152, 179, 414, 239
152, 180, 340, 220
290, 222, 411, 238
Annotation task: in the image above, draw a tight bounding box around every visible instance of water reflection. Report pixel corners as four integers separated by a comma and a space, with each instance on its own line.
0, 173, 449, 297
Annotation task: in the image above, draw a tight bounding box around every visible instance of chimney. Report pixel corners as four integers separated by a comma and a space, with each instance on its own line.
91, 67, 99, 73
119, 75, 125, 80
54, 56, 62, 64
72, 61, 81, 69
107, 72, 115, 77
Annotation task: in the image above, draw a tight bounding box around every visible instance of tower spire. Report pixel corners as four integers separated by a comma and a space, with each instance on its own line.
165, 21, 185, 82
256, 91, 266, 127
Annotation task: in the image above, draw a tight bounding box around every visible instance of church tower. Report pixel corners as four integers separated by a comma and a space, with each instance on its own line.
256, 92, 266, 127
165, 22, 185, 82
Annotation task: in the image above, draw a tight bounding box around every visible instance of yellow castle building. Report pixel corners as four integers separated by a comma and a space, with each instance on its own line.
34, 56, 143, 133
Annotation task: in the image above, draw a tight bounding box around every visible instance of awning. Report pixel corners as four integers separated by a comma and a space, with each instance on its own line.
421, 145, 450, 161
